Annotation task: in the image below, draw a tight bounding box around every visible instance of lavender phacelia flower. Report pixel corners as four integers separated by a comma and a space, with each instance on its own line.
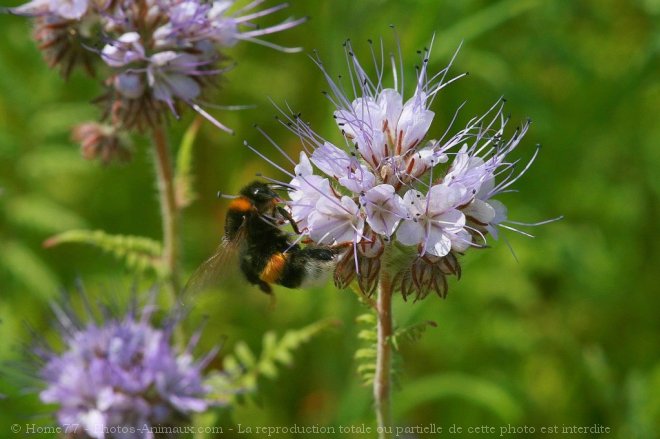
36, 295, 217, 438
5, 0, 305, 133
254, 37, 555, 300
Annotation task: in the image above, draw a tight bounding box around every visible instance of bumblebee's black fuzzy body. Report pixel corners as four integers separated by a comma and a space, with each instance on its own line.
225, 181, 335, 294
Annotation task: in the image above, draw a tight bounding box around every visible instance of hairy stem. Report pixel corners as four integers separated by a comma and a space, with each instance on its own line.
152, 126, 180, 295
374, 267, 393, 437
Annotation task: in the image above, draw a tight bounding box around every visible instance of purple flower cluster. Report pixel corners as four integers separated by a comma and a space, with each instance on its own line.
7, 0, 304, 135
260, 39, 546, 299
37, 297, 217, 438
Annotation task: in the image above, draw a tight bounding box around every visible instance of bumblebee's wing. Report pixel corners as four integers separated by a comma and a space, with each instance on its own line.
182, 226, 246, 301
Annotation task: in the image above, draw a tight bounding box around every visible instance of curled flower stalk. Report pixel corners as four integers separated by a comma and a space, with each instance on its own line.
34, 291, 218, 438
250, 36, 558, 433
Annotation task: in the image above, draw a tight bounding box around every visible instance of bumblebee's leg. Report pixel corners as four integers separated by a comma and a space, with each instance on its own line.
331, 242, 352, 252
258, 281, 273, 295
240, 255, 269, 292
276, 205, 301, 235
299, 247, 335, 261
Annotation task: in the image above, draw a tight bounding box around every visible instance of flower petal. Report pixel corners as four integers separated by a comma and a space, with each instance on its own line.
310, 142, 352, 179
309, 195, 363, 244
396, 219, 424, 246
463, 199, 496, 225
402, 189, 426, 217
427, 184, 466, 214
450, 228, 472, 252
53, 0, 88, 20
338, 165, 376, 193
294, 151, 313, 176
363, 184, 406, 236
377, 88, 403, 141
289, 174, 330, 229
397, 95, 434, 153
8, 0, 50, 16
425, 225, 452, 257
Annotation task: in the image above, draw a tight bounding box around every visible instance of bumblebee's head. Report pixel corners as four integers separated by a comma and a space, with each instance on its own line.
240, 181, 280, 208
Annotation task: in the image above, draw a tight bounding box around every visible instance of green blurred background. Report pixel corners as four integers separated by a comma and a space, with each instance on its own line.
1, 0, 659, 437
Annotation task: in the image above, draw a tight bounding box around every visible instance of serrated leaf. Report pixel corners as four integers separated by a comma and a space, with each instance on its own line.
43, 229, 164, 276
259, 360, 278, 379
356, 313, 377, 324
262, 331, 277, 352
354, 348, 377, 360
202, 371, 234, 405
392, 320, 438, 351
222, 355, 241, 374
354, 307, 382, 386
361, 373, 374, 384
234, 342, 256, 368
357, 364, 376, 374
241, 373, 257, 390
273, 348, 294, 366
213, 320, 332, 405
358, 329, 377, 342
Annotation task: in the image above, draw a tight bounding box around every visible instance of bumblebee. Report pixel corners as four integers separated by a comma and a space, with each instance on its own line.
188, 181, 336, 295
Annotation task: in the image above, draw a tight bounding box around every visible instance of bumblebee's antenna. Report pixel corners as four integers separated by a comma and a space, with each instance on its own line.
217, 191, 238, 199
255, 173, 295, 191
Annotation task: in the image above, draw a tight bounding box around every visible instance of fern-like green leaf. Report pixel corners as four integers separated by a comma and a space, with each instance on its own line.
174, 117, 202, 209
355, 311, 379, 386
356, 313, 376, 325
354, 348, 377, 360
358, 329, 378, 342
357, 363, 376, 375
233, 341, 257, 368
43, 229, 164, 276
206, 320, 333, 404
354, 312, 433, 387
392, 320, 438, 351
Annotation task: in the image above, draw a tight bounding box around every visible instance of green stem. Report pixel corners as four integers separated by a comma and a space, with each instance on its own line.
152, 125, 180, 296
374, 267, 393, 438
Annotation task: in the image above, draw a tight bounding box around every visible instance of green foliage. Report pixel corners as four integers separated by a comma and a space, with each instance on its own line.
206, 320, 333, 405
1, 0, 658, 435
43, 229, 164, 276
